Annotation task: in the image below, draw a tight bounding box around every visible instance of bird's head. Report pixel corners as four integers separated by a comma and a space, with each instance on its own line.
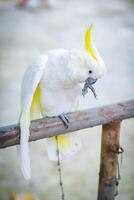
68, 25, 106, 98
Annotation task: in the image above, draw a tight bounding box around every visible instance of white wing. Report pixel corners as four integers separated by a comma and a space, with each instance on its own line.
19, 55, 48, 180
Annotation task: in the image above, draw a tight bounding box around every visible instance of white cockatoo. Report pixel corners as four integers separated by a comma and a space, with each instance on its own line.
18, 25, 106, 180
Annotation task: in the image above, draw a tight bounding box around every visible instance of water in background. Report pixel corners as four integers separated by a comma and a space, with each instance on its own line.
0, 0, 134, 199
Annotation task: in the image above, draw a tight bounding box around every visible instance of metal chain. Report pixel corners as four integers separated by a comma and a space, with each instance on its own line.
114, 146, 124, 196
55, 136, 65, 200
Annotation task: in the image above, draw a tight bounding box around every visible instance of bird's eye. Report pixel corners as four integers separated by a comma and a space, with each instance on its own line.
89, 70, 92, 74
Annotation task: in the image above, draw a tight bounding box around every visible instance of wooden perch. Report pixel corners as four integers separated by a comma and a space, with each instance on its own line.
0, 99, 134, 200
0, 99, 134, 149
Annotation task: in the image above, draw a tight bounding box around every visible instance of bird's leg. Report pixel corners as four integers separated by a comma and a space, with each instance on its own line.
87, 85, 97, 99
59, 113, 70, 128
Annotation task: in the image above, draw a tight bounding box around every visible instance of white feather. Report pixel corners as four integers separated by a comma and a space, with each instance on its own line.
19, 55, 48, 180
91, 41, 106, 77
19, 47, 105, 178
46, 133, 81, 161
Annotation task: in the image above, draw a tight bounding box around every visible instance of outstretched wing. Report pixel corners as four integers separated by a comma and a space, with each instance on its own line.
19, 55, 48, 180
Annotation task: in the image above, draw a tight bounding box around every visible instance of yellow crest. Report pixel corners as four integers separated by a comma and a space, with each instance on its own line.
85, 24, 96, 60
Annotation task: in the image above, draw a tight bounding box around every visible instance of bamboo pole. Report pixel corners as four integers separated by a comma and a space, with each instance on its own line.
0, 99, 134, 148
97, 121, 121, 200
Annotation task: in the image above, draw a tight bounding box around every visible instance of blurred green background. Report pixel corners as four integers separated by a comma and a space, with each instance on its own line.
0, 0, 134, 199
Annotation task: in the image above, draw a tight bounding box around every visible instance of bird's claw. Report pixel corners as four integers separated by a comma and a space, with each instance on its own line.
59, 113, 70, 128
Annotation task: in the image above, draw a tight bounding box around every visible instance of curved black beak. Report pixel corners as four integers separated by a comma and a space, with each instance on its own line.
82, 77, 98, 99
86, 77, 97, 85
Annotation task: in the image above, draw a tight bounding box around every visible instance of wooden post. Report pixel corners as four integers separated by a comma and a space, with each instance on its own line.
97, 121, 121, 200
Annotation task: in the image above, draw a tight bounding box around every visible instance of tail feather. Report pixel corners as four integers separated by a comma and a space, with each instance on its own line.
19, 111, 31, 180
46, 133, 81, 161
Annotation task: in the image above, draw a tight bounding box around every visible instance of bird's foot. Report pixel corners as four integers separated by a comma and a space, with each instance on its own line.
59, 113, 70, 128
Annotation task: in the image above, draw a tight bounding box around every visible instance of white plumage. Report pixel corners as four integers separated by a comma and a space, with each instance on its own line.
18, 26, 106, 180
